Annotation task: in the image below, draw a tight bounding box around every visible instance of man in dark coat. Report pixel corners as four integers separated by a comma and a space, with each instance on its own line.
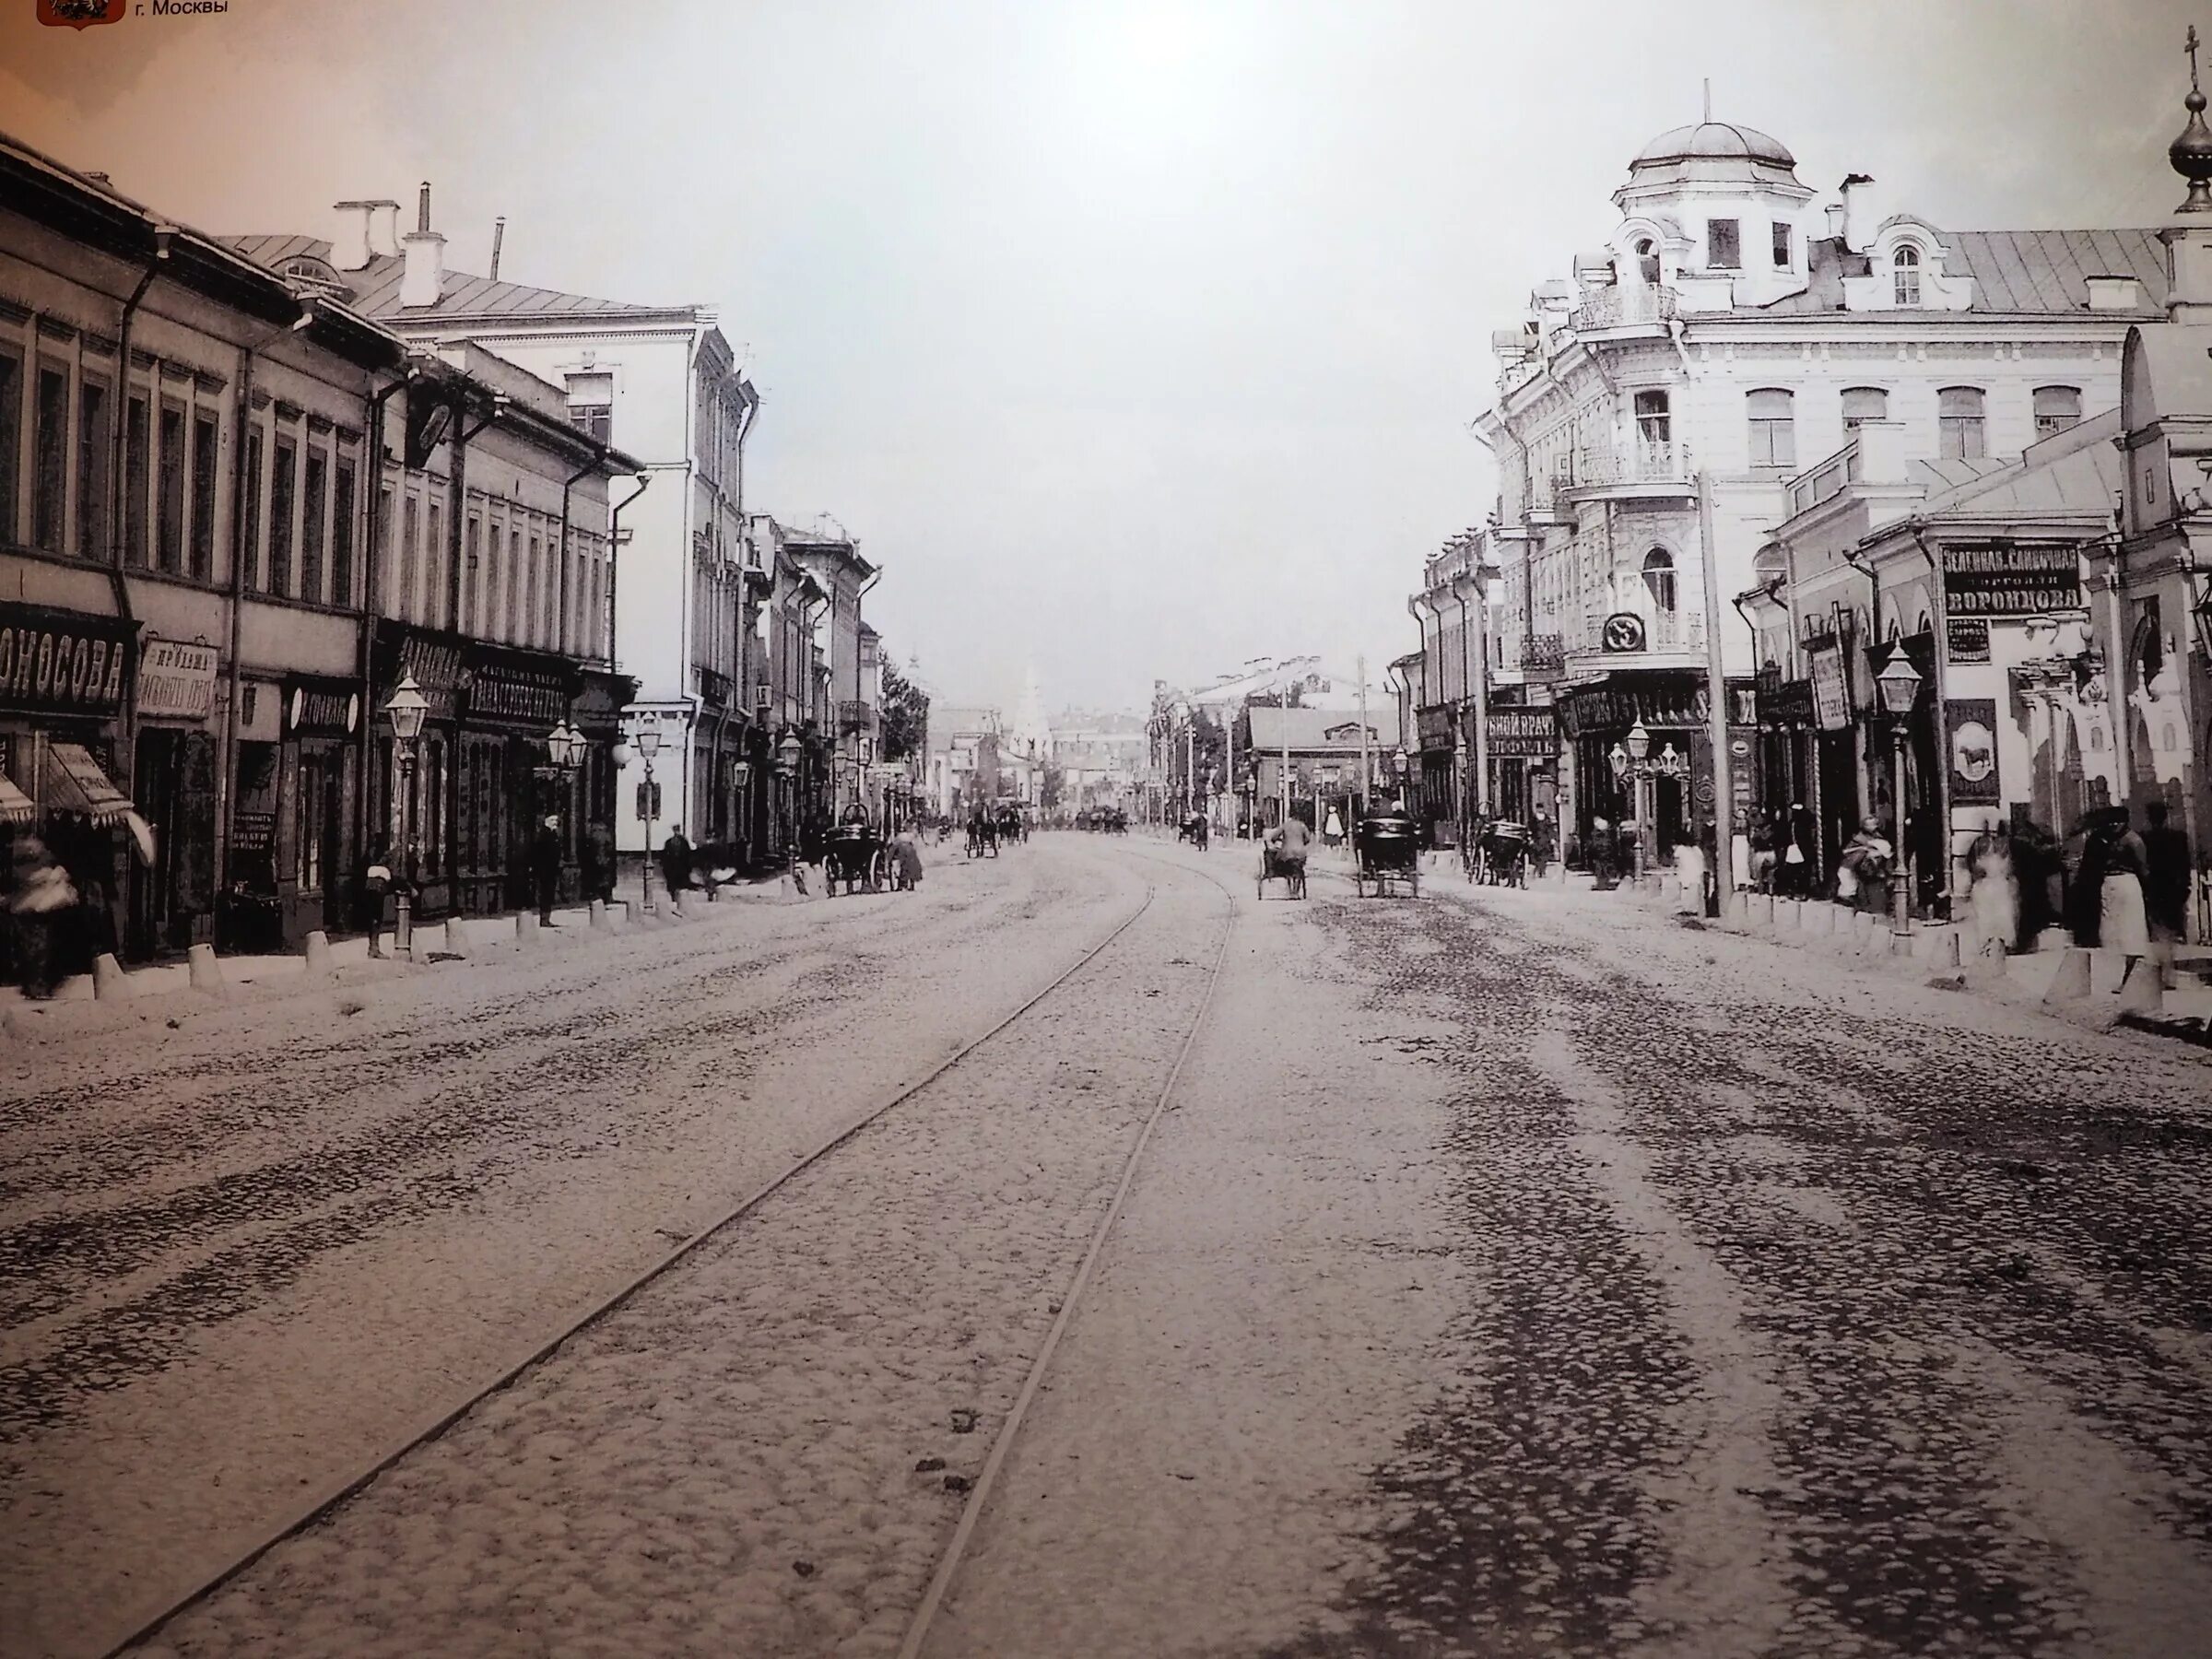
2144, 800, 2193, 944
659, 825, 694, 906
532, 815, 565, 926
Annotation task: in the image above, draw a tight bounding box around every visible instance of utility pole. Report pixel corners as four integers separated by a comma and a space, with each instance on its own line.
1357, 653, 1371, 821
1699, 471, 1734, 911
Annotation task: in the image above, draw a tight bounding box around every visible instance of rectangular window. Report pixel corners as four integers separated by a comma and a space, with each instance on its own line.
32, 365, 68, 552
155, 404, 186, 573
1708, 218, 1741, 269
526, 533, 542, 646
508, 525, 523, 639
1841, 386, 1888, 432
1747, 388, 1795, 468
565, 371, 614, 445
1938, 387, 1986, 461
268, 433, 297, 597
2033, 385, 2082, 436
0, 348, 20, 542
190, 411, 218, 582
428, 500, 444, 629
400, 493, 420, 621
124, 393, 150, 567
331, 460, 356, 607
465, 513, 482, 634
377, 483, 393, 612
300, 449, 327, 604
76, 377, 110, 559
1771, 221, 1792, 267
241, 429, 264, 591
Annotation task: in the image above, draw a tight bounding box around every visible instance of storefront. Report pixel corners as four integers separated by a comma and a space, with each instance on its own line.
1558, 672, 1758, 861
1414, 704, 1454, 843
370, 621, 465, 921
1487, 700, 1559, 828
0, 601, 141, 982
266, 675, 363, 947
461, 643, 585, 916
128, 637, 221, 958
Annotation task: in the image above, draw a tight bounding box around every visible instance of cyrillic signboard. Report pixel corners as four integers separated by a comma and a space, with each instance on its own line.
1940, 544, 2081, 617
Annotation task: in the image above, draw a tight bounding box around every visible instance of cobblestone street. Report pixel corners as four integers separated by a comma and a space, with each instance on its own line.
5, 838, 2209, 1658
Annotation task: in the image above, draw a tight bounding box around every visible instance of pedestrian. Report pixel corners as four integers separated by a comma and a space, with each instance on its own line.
6, 832, 76, 1000
532, 814, 565, 926
1529, 809, 1555, 880
1837, 814, 1893, 914
1323, 806, 1343, 850
1966, 818, 2018, 959
1747, 810, 1777, 895
1589, 815, 1618, 890
582, 820, 615, 908
1699, 816, 1721, 916
658, 824, 693, 906
2089, 806, 2151, 957
890, 826, 924, 891
2143, 800, 2192, 946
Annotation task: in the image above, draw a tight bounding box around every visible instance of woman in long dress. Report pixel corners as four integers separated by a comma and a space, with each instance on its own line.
2093, 806, 2152, 957
1967, 822, 2018, 959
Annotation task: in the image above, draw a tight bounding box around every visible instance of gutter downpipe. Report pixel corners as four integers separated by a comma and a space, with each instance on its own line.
111, 230, 173, 836
1909, 524, 1956, 916
1841, 538, 1883, 862
214, 309, 315, 912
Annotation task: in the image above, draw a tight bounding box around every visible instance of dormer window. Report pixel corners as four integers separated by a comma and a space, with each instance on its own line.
1708, 219, 1741, 270
1893, 245, 1922, 307
1771, 221, 1792, 267
1634, 238, 1660, 286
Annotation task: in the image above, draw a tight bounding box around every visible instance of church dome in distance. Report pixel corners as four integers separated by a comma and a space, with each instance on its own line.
1631, 121, 1795, 170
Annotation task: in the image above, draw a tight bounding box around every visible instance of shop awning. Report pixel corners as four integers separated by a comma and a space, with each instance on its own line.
43, 742, 134, 826
0, 771, 31, 824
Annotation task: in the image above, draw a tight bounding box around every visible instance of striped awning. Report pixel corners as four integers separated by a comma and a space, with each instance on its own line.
0, 771, 30, 824
43, 742, 133, 826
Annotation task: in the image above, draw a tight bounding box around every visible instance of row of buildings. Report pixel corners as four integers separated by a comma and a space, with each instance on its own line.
1149, 657, 1394, 833
0, 131, 907, 977
1398, 67, 2212, 935
925, 665, 1149, 818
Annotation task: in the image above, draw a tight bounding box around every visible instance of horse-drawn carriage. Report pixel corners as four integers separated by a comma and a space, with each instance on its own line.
1467, 818, 1530, 888
995, 802, 1028, 845
823, 822, 889, 895
1176, 810, 1209, 850
967, 812, 1000, 859
1353, 812, 1422, 899
1256, 841, 1307, 900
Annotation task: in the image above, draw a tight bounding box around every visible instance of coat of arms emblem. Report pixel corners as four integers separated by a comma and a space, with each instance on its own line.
39, 0, 122, 28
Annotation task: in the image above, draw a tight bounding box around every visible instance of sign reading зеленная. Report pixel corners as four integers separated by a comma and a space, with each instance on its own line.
1940, 544, 2082, 616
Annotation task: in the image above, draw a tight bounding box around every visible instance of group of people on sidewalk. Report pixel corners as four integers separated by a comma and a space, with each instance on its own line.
1963, 802, 2190, 959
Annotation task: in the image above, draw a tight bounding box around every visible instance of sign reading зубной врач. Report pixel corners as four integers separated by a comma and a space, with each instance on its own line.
1940, 544, 2082, 617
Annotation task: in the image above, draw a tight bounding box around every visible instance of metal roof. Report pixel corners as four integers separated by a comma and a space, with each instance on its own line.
224, 235, 672, 321
1754, 229, 2169, 318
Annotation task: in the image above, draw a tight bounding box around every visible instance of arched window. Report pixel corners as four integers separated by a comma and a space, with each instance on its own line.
2034, 385, 2082, 437
1753, 543, 1787, 585
1747, 388, 1796, 467
1634, 237, 1660, 286
1642, 547, 1677, 615
1841, 386, 1888, 432
1893, 244, 1922, 307
1938, 386, 1986, 460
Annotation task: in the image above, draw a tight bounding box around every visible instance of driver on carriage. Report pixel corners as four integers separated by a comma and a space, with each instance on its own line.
840, 798, 869, 829
1266, 813, 1312, 875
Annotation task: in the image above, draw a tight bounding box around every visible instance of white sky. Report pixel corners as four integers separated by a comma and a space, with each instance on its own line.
2, 0, 2199, 712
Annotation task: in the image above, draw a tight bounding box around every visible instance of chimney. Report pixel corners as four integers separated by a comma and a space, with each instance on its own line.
400, 229, 447, 309
366, 199, 403, 259
2086, 274, 2146, 312
1824, 200, 1845, 240
1841, 172, 1877, 253
488, 216, 505, 282
330, 200, 375, 271
418, 181, 432, 234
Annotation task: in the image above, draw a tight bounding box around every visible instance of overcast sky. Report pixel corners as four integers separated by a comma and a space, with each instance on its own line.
3, 0, 2201, 713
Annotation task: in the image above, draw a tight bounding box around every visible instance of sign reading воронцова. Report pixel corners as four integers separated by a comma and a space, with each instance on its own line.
1940, 544, 2082, 617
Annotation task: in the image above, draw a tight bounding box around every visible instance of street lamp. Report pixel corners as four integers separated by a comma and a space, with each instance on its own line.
382, 672, 429, 956
1875, 642, 1924, 934
547, 717, 586, 772
1604, 720, 1676, 882
632, 722, 664, 912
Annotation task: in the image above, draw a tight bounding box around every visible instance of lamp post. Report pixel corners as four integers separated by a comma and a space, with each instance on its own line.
632, 722, 664, 912
1875, 642, 1924, 935
1606, 719, 1683, 883
776, 730, 803, 880
382, 672, 429, 956
545, 717, 585, 911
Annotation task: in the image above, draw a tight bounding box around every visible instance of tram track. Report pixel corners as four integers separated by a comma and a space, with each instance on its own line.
100, 844, 1239, 1659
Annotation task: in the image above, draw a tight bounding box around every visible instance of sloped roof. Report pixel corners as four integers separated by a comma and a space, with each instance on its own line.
1906, 406, 2124, 524
1246, 707, 1383, 752
224, 235, 670, 322
1751, 229, 2168, 318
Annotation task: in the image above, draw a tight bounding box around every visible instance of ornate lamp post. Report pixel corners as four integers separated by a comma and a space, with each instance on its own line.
1605, 719, 1683, 883
1875, 643, 1924, 934
631, 722, 664, 913
382, 672, 429, 955
776, 730, 803, 871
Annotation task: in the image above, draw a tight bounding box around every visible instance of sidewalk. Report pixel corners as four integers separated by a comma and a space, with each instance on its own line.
1448, 857, 2212, 1047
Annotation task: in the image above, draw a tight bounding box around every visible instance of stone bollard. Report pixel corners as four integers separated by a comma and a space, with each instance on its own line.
590, 899, 612, 933
2042, 947, 2093, 1003
188, 942, 224, 995
2088, 949, 2132, 996
1803, 901, 1833, 936
516, 912, 540, 947
1748, 894, 1775, 929
92, 953, 130, 1001
2117, 956, 2165, 1016
443, 918, 470, 959
1721, 890, 1747, 930
304, 930, 335, 980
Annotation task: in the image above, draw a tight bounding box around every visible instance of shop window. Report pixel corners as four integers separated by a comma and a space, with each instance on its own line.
190, 411, 218, 582
331, 460, 357, 609
155, 404, 185, 574
1841, 386, 1888, 431
241, 430, 265, 592
0, 347, 19, 542
268, 433, 297, 597
1938, 386, 1986, 460
297, 752, 326, 891
1747, 388, 1795, 468
1893, 244, 1922, 307
32, 364, 67, 553
300, 449, 326, 604
124, 392, 150, 567
75, 377, 109, 559
2033, 385, 2081, 436
1708, 218, 1741, 270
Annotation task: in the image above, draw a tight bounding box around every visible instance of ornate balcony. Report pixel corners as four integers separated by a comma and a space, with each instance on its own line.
1569, 285, 1679, 333
1556, 439, 1697, 503
838, 699, 877, 737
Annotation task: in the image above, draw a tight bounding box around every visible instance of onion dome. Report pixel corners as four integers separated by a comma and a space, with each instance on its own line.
2171, 26, 2212, 213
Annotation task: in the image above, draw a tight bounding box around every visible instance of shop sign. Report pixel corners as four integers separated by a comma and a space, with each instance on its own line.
1947, 698, 2001, 803
383, 632, 464, 721
1947, 617, 1992, 664
1758, 677, 1817, 729
469, 665, 569, 727
1808, 647, 1851, 732
1557, 679, 1757, 739
1416, 706, 1455, 748
0, 603, 135, 717
288, 686, 360, 735
1940, 543, 2082, 617
136, 638, 220, 722
1600, 613, 1647, 653
1489, 709, 1558, 759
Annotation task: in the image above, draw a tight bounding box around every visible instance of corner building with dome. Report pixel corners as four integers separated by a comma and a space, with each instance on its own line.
1465, 112, 2169, 872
